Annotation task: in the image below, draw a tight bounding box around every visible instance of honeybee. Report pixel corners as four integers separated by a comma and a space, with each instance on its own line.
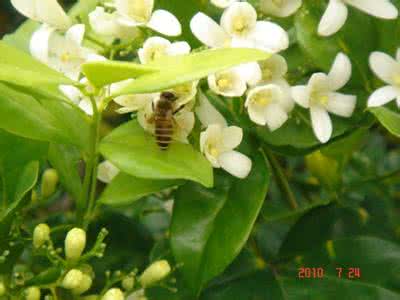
152, 92, 180, 150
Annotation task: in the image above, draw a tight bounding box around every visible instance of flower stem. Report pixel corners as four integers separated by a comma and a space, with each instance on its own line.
265, 149, 299, 210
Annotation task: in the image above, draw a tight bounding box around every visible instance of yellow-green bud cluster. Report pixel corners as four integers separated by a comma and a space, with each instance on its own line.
25, 287, 41, 300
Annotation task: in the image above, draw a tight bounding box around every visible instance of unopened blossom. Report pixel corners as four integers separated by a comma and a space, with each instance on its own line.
11, 0, 71, 30
30, 24, 98, 80
318, 0, 398, 37
25, 287, 41, 300
200, 124, 252, 178
291, 53, 356, 143
97, 161, 120, 184
65, 228, 86, 262
62, 269, 84, 290
260, 0, 302, 17
140, 260, 171, 287
89, 7, 140, 40
191, 2, 288, 53
245, 83, 294, 130
211, 0, 238, 9
138, 36, 190, 64
115, 0, 182, 36
368, 50, 400, 108
33, 223, 51, 249
102, 288, 124, 300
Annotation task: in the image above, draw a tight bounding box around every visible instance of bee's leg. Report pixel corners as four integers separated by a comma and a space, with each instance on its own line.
173, 105, 185, 115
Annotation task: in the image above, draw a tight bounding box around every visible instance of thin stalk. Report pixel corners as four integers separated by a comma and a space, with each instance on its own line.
265, 149, 299, 210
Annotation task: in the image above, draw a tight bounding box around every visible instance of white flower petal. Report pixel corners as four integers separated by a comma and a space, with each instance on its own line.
291, 85, 309, 108
211, 0, 238, 9
30, 25, 54, 63
328, 52, 352, 90
250, 21, 289, 53
190, 13, 229, 48
264, 103, 289, 131
272, 79, 294, 112
138, 36, 171, 64
369, 51, 400, 85
308, 73, 331, 93
259, 54, 288, 83
59, 85, 82, 104
396, 48, 400, 62
221, 2, 257, 38
66, 24, 85, 46
221, 126, 243, 150
97, 161, 120, 184
208, 69, 247, 97
310, 106, 332, 143
318, 0, 348, 37
367, 85, 399, 107
167, 42, 191, 56
218, 150, 252, 179
235, 62, 262, 86
200, 124, 223, 167
114, 94, 154, 112
260, 0, 302, 17
346, 0, 398, 19
115, 0, 154, 24
148, 10, 182, 36
326, 92, 356, 117
173, 110, 195, 143
195, 92, 228, 128
79, 98, 94, 115
89, 7, 120, 37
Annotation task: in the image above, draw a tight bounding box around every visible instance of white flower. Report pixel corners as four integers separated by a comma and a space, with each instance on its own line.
245, 82, 294, 130
260, 0, 302, 17
89, 7, 140, 40
318, 0, 398, 37
190, 2, 288, 53
208, 68, 248, 97
291, 53, 356, 143
200, 124, 252, 178
30, 24, 97, 80
211, 0, 239, 9
115, 0, 182, 36
368, 50, 400, 108
138, 36, 190, 64
11, 0, 71, 30
97, 161, 120, 184
258, 54, 288, 84
195, 91, 228, 128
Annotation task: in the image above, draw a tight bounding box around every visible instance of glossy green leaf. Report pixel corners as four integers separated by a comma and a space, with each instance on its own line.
48, 143, 82, 202
99, 121, 213, 187
109, 48, 270, 96
82, 61, 160, 87
170, 149, 270, 294
99, 173, 182, 206
369, 107, 400, 137
25, 267, 62, 286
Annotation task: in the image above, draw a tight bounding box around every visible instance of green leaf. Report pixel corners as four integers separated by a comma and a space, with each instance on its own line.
99, 121, 213, 187
82, 61, 160, 87
25, 267, 62, 286
2, 20, 39, 52
99, 173, 182, 206
369, 107, 400, 137
107, 48, 270, 96
170, 149, 270, 294
48, 143, 82, 202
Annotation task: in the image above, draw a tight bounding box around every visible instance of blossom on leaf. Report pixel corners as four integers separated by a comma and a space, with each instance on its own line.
115, 0, 182, 36
190, 2, 288, 53
30, 24, 98, 80
97, 161, 120, 184
200, 124, 252, 179
138, 36, 191, 64
291, 53, 356, 143
368, 50, 400, 108
318, 0, 398, 37
245, 83, 294, 130
260, 0, 302, 18
11, 0, 71, 30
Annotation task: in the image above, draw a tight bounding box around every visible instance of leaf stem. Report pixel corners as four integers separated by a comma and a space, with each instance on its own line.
265, 149, 299, 210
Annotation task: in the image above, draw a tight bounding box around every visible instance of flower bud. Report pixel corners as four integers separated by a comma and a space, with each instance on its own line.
102, 288, 124, 300
41, 168, 59, 198
122, 276, 135, 291
33, 223, 51, 248
72, 273, 93, 295
25, 287, 41, 300
0, 281, 5, 296
62, 269, 83, 290
65, 228, 86, 262
305, 151, 340, 189
139, 260, 171, 288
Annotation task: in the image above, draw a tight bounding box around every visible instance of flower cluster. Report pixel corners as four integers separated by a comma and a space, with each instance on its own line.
10, 0, 400, 180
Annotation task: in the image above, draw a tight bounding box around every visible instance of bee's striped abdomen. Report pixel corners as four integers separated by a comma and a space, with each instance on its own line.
155, 114, 173, 150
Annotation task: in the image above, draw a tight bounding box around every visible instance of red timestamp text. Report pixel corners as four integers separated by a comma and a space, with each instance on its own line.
297, 267, 361, 279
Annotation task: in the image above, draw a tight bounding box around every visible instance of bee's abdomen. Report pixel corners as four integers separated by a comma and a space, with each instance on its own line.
155, 115, 173, 150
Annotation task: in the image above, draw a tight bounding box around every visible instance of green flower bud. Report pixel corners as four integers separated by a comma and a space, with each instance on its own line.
33, 223, 51, 248
62, 269, 84, 290
305, 151, 341, 189
41, 168, 59, 198
0, 281, 5, 296
25, 287, 41, 300
102, 288, 124, 300
139, 260, 171, 288
72, 273, 92, 295
121, 276, 135, 291
65, 228, 86, 262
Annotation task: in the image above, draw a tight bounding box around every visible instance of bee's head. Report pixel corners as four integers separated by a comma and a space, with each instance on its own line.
161, 92, 178, 102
